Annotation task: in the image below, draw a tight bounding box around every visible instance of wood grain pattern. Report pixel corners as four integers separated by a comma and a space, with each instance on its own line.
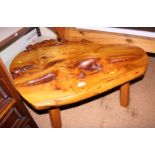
61, 28, 155, 53
10, 40, 148, 110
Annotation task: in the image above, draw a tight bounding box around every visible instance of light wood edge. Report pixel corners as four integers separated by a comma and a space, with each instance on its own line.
50, 27, 155, 53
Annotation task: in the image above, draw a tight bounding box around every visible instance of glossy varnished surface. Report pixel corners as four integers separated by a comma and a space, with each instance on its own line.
10, 40, 148, 110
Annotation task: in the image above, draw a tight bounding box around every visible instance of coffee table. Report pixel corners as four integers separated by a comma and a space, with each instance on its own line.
10, 40, 148, 128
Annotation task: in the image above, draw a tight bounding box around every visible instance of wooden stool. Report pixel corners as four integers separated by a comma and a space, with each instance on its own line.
10, 40, 148, 128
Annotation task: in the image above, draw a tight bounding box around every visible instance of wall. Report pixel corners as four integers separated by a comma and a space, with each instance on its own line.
0, 28, 56, 69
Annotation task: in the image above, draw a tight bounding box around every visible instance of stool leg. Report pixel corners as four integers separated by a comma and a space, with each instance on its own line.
120, 82, 129, 107
49, 107, 62, 128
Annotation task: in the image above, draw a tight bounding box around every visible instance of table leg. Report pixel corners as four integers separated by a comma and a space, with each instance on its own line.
49, 107, 62, 128
120, 82, 129, 107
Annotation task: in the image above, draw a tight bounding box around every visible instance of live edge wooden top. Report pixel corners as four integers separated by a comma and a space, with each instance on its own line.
10, 39, 148, 110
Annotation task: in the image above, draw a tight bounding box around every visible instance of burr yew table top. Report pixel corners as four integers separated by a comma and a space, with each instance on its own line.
10, 39, 148, 110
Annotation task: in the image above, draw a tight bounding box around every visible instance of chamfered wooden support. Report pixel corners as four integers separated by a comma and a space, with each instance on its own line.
49, 107, 62, 128
120, 82, 129, 107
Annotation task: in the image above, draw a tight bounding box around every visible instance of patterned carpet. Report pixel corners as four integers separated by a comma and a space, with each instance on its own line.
27, 55, 155, 128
